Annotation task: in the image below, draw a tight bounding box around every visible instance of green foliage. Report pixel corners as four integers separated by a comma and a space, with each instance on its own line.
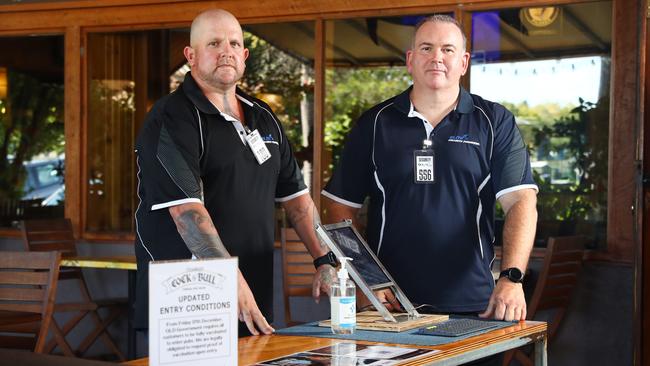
530, 97, 609, 222
239, 32, 310, 152
502, 101, 574, 148
324, 67, 411, 167
0, 70, 64, 200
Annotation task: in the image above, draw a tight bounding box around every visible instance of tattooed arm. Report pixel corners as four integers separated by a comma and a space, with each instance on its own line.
169, 202, 274, 335
281, 193, 336, 301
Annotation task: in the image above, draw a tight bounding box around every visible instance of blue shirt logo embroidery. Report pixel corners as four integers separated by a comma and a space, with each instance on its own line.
262, 134, 275, 142
448, 134, 480, 146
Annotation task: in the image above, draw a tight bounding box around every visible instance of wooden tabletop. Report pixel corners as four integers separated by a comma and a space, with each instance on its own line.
60, 255, 137, 270
123, 320, 547, 365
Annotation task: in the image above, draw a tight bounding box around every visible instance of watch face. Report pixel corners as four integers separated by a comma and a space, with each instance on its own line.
326, 252, 338, 266
508, 268, 524, 281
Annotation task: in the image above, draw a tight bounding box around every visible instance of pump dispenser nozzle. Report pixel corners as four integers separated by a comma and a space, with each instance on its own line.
338, 257, 352, 280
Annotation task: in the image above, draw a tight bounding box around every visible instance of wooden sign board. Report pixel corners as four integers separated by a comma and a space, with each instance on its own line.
319, 311, 449, 332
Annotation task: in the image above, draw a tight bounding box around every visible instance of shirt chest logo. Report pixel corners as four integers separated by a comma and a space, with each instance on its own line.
447, 134, 480, 146
262, 133, 278, 145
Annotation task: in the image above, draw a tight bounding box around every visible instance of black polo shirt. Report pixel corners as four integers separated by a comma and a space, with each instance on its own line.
323, 86, 537, 313
134, 72, 307, 329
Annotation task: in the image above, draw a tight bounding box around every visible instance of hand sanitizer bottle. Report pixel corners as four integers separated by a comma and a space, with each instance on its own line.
331, 257, 356, 334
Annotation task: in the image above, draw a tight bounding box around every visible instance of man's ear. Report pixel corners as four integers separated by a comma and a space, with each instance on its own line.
405, 49, 414, 74
183, 46, 195, 66
243, 47, 250, 62
460, 51, 470, 76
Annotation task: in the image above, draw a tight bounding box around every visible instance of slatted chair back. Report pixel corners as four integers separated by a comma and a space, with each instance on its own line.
20, 218, 125, 360
21, 218, 77, 255
21, 218, 82, 283
503, 235, 586, 366
527, 235, 586, 339
280, 227, 317, 326
0, 250, 61, 353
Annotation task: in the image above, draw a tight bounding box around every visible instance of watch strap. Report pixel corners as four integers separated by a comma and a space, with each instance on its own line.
313, 251, 337, 269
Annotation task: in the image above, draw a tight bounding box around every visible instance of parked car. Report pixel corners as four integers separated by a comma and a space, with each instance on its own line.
22, 157, 64, 206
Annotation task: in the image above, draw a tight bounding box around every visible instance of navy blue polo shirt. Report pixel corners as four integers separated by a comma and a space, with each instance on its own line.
323, 86, 537, 313
134, 72, 307, 328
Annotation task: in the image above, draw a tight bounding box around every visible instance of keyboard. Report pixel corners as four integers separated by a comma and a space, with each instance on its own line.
416, 318, 501, 337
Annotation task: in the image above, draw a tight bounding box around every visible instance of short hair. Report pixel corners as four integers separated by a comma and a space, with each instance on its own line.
411, 14, 467, 51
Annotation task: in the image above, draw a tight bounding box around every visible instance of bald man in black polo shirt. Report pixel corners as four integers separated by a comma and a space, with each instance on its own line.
134, 9, 335, 337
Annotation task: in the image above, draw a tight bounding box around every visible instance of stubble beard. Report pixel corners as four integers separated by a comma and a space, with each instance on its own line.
198, 65, 242, 91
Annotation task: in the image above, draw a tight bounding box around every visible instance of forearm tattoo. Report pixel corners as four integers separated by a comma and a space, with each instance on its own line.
175, 209, 230, 259
286, 200, 329, 252
286, 201, 310, 228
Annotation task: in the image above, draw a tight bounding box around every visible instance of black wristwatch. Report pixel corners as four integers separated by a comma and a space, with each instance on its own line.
499, 267, 524, 283
313, 251, 337, 269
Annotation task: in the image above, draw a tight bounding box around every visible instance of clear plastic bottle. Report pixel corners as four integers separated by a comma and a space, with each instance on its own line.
330, 257, 356, 334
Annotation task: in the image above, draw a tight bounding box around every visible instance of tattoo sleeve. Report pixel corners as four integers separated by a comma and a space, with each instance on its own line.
285, 201, 310, 228
284, 197, 329, 252
174, 208, 231, 259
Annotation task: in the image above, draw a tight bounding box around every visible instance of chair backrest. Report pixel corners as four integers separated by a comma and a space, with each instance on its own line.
280, 227, 317, 326
0, 250, 61, 353
527, 235, 586, 339
21, 218, 77, 257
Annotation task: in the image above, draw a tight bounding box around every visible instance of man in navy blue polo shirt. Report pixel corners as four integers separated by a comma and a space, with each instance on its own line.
134, 9, 335, 338
323, 14, 538, 327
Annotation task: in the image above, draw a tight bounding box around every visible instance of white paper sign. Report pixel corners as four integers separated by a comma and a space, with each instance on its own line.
149, 258, 238, 366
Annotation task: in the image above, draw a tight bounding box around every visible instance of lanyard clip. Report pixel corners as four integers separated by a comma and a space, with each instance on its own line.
422, 139, 433, 150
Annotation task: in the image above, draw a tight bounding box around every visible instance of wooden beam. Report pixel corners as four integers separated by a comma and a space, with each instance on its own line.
292, 22, 361, 66
639, 2, 649, 366
608, 0, 641, 262
343, 20, 405, 62
312, 18, 325, 212
563, 6, 608, 51
64, 25, 82, 238
0, 0, 598, 32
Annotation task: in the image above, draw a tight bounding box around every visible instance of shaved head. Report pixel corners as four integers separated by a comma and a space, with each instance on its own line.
184, 8, 248, 93
190, 9, 241, 47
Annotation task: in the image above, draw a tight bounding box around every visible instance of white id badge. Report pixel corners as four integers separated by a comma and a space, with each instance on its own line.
245, 129, 271, 165
414, 149, 435, 184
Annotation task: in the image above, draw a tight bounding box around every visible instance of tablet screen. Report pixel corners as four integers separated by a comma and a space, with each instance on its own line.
327, 226, 391, 287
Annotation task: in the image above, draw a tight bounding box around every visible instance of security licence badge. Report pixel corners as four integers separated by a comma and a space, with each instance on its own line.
245, 129, 271, 165
414, 149, 435, 184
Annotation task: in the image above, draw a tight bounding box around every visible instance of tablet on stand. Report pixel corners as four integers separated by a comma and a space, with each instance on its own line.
315, 219, 421, 323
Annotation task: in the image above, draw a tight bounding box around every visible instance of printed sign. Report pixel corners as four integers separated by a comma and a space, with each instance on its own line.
149, 258, 238, 366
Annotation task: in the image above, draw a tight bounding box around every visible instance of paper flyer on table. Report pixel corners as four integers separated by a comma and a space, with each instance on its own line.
149, 257, 238, 366
254, 342, 439, 365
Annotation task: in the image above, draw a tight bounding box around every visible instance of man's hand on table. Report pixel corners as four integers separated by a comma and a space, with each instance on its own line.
355, 288, 403, 312
312, 265, 336, 302
479, 278, 527, 321
238, 271, 274, 335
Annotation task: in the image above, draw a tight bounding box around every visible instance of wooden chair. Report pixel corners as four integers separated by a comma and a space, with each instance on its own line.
21, 218, 126, 360
503, 235, 586, 366
280, 227, 318, 326
0, 250, 61, 353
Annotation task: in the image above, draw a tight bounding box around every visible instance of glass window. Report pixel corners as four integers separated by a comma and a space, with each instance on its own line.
87, 30, 183, 233
0, 35, 65, 228
469, 2, 612, 248
243, 22, 315, 190
321, 15, 442, 228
